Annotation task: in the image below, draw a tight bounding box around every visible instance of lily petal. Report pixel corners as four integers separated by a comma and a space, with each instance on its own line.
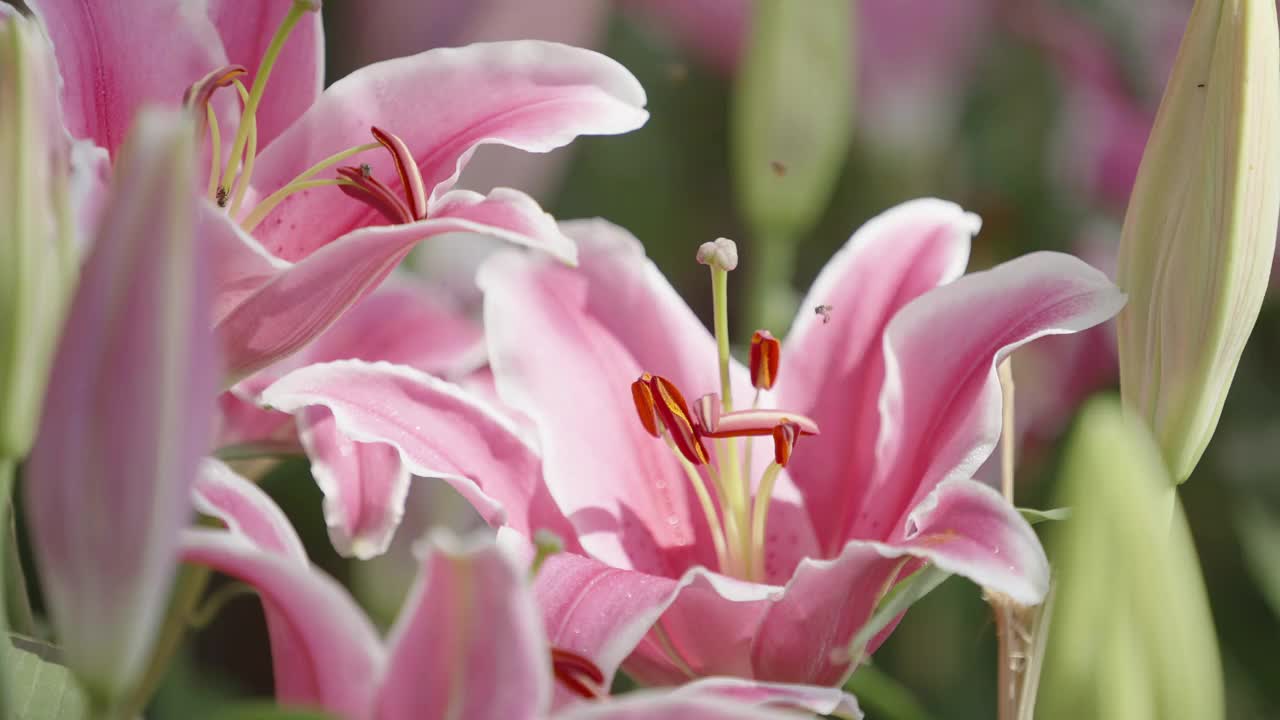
375, 534, 550, 719
555, 691, 801, 720
180, 529, 383, 715
534, 551, 681, 703
24, 109, 214, 701
27, 0, 227, 154
297, 405, 411, 560
670, 677, 862, 719
191, 458, 307, 561
259, 360, 577, 548
776, 198, 975, 552
248, 40, 646, 260
479, 246, 710, 573
891, 478, 1049, 606
218, 187, 572, 379
858, 251, 1126, 542
207, 0, 323, 147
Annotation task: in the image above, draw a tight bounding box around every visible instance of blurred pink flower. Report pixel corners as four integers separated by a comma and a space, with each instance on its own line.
27, 0, 648, 381
250, 200, 1124, 685
182, 461, 861, 718
23, 109, 216, 705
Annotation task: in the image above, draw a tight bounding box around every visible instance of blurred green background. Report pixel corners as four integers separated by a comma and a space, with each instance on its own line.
26, 1, 1278, 717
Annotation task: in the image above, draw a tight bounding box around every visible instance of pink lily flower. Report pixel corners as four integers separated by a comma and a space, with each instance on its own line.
23, 108, 216, 707
246, 199, 1125, 685
26, 0, 648, 380
182, 460, 862, 719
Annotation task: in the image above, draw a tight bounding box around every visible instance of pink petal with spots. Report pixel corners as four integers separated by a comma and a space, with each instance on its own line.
777, 198, 975, 554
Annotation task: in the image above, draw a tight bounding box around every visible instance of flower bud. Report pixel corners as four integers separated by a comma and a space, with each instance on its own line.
1115, 0, 1280, 482
0, 11, 77, 459
1039, 396, 1222, 719
24, 108, 214, 708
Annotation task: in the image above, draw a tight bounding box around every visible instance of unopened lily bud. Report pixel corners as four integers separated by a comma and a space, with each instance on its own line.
749, 329, 781, 390
1116, 0, 1280, 482
1040, 397, 1222, 719
24, 108, 214, 708
0, 11, 77, 459
696, 237, 739, 271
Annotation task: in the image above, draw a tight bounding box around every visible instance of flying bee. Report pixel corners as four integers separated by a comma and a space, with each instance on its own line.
814, 304, 833, 324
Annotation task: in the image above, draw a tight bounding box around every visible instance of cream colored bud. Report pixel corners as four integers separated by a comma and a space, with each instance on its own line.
1116, 0, 1280, 482
697, 237, 739, 271
0, 12, 77, 459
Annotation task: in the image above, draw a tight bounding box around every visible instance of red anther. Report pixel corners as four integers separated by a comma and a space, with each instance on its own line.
702, 409, 818, 439
631, 373, 659, 438
551, 648, 606, 700
183, 64, 247, 108
692, 393, 721, 434
336, 166, 415, 225
183, 64, 247, 135
772, 422, 799, 467
370, 126, 427, 221
749, 329, 781, 390
647, 375, 709, 466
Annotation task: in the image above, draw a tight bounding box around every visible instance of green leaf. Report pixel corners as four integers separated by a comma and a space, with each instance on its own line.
1018, 506, 1071, 525
843, 662, 935, 720
4, 634, 88, 720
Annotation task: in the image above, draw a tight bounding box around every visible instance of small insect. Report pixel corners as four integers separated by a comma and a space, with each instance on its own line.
359, 163, 372, 178
770, 160, 788, 177
1196, 82, 1206, 88
215, 185, 229, 208
814, 304, 833, 324
665, 63, 688, 83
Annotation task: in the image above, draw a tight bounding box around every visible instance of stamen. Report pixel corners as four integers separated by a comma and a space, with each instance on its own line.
221, 0, 318, 203
647, 375, 708, 466
749, 329, 781, 390
630, 373, 660, 437
551, 648, 606, 700
692, 393, 721, 435
227, 79, 257, 217
749, 461, 784, 582
335, 166, 415, 225
183, 65, 245, 201
370, 126, 427, 221
663, 432, 730, 572
238, 141, 381, 232
771, 422, 800, 467
702, 409, 819, 439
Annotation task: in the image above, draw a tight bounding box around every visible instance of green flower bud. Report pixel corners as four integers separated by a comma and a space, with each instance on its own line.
1038, 397, 1223, 720
1116, 0, 1280, 482
0, 11, 78, 459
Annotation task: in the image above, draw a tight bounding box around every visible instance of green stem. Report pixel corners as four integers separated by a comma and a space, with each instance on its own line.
5, 513, 34, 636
117, 565, 210, 720
0, 458, 13, 720
745, 230, 798, 336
